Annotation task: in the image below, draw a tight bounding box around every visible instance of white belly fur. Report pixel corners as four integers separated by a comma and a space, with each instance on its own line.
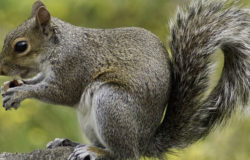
77, 82, 106, 147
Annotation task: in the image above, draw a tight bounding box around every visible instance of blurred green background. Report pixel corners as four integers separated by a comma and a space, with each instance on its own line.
0, 0, 250, 160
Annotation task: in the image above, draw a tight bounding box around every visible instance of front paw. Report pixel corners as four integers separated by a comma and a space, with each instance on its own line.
2, 89, 21, 110
1, 80, 24, 110
47, 138, 79, 149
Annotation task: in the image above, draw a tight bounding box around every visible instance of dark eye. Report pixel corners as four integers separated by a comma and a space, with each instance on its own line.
14, 41, 28, 53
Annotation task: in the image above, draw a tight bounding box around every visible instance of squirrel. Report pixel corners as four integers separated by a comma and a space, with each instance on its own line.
0, 0, 250, 159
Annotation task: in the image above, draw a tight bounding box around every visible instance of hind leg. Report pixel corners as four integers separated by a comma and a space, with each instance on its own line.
71, 83, 140, 160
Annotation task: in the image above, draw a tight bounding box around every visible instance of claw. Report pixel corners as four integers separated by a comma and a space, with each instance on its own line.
68, 145, 100, 160
1, 87, 21, 110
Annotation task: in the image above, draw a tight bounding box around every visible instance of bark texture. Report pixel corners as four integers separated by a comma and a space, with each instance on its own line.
0, 147, 74, 160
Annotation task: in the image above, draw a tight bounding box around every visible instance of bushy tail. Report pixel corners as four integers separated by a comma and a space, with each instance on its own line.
146, 0, 250, 158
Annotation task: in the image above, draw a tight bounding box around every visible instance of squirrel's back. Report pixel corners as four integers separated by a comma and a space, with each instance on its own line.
88, 27, 170, 91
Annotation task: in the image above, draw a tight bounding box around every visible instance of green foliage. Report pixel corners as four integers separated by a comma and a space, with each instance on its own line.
0, 0, 250, 160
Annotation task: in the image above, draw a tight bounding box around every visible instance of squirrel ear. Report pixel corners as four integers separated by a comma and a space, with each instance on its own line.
32, 1, 51, 35
31, 0, 45, 17
36, 6, 50, 26
36, 6, 51, 35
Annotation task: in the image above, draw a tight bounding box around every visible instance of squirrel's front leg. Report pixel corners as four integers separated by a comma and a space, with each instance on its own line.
0, 73, 45, 110
1, 78, 49, 110
1, 76, 79, 110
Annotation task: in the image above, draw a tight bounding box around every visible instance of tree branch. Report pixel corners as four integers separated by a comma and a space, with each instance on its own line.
0, 147, 74, 160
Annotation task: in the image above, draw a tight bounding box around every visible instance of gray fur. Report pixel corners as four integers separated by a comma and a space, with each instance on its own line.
0, 0, 249, 159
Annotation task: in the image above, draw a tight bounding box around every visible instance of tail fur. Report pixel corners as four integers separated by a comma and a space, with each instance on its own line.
146, 0, 250, 158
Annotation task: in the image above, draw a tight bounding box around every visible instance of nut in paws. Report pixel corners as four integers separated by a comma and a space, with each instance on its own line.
1, 80, 24, 110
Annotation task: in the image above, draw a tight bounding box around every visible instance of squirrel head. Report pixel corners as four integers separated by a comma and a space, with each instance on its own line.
0, 0, 56, 79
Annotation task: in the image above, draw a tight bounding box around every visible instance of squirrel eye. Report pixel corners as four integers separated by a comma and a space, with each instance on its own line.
14, 41, 28, 53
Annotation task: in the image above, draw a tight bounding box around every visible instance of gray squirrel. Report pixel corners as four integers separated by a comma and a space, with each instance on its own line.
0, 0, 250, 160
